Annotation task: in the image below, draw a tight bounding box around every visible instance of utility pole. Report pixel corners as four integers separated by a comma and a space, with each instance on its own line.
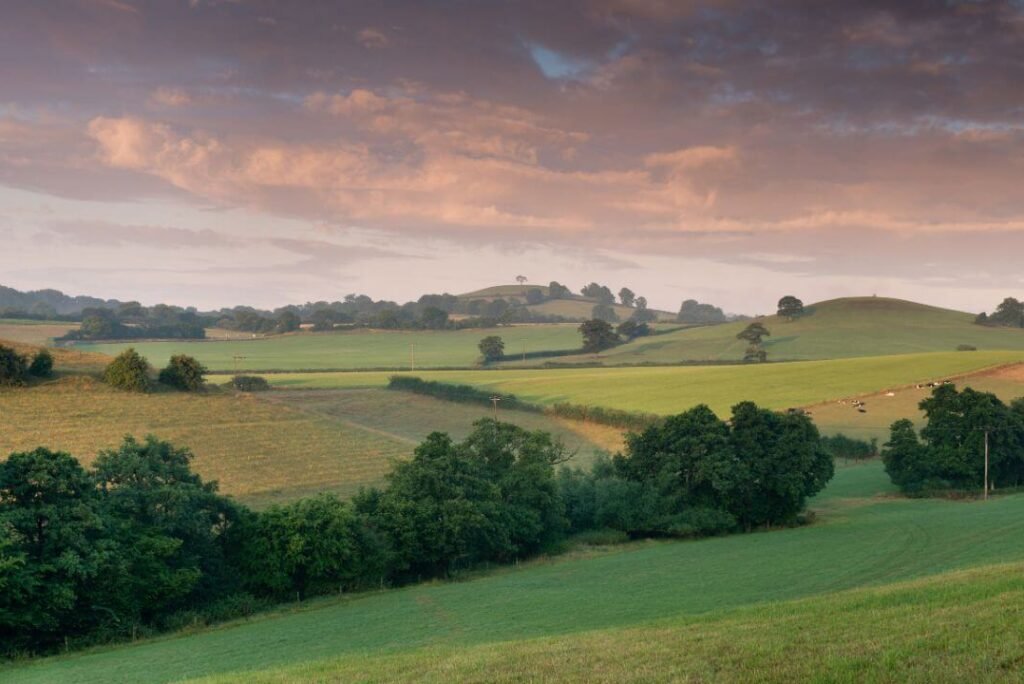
410, 343, 415, 372
522, 340, 526, 362
984, 429, 990, 500
490, 395, 502, 421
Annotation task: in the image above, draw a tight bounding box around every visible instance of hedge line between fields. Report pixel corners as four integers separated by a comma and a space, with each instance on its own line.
386, 375, 662, 431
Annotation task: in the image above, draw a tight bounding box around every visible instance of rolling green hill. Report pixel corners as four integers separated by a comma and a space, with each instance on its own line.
543, 297, 1024, 364
9, 463, 1024, 683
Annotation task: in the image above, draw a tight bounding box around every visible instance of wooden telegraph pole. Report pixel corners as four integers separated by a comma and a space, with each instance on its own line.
984, 429, 990, 500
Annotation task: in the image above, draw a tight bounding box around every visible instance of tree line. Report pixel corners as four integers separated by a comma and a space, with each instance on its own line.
883, 384, 1024, 494
1, 404, 833, 656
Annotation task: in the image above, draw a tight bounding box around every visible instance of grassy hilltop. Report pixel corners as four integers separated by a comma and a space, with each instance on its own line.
545, 296, 1024, 364
8, 462, 1024, 683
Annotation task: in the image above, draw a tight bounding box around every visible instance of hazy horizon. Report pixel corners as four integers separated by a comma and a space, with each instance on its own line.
3, 1, 1023, 312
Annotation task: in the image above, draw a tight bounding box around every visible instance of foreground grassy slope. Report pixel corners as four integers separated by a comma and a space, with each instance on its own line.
9, 463, 1024, 683
563, 297, 1024, 363
74, 324, 583, 371
192, 562, 1024, 683
263, 351, 1024, 417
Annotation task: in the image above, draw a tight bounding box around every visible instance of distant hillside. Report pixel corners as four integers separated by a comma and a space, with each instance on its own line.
458, 284, 676, 322
0, 284, 122, 316
537, 296, 1024, 364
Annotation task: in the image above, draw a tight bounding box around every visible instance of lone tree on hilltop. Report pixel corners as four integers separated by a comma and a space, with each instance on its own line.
618, 287, 636, 308
516, 275, 527, 285
579, 319, 620, 353
159, 354, 208, 391
777, 296, 804, 320
737, 322, 771, 362
103, 347, 152, 392
478, 335, 506, 363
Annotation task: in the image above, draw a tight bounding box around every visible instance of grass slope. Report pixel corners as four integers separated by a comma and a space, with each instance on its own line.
0, 320, 78, 347
561, 297, 1024, 363
9, 463, 1024, 683
73, 324, 583, 372
0, 377, 412, 507
266, 389, 622, 470
190, 562, 1024, 683
261, 350, 1024, 417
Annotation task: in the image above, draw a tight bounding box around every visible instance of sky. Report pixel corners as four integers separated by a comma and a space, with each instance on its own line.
1, 0, 1023, 314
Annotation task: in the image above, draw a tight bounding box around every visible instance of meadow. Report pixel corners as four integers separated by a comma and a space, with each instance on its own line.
259, 350, 1024, 417
542, 297, 1024, 364
0, 379, 618, 507
0, 319, 78, 346
9, 461, 1024, 683
74, 324, 583, 371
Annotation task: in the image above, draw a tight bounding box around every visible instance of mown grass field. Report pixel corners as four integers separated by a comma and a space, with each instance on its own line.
0, 319, 78, 346
260, 350, 1024, 418
548, 297, 1024, 364
267, 389, 622, 469
808, 362, 1024, 442
0, 380, 619, 507
0, 377, 411, 506
9, 462, 1024, 683
74, 324, 583, 371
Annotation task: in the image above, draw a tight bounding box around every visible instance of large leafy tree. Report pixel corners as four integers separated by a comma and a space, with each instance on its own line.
92, 436, 244, 612
478, 335, 505, 362
0, 448, 112, 653
777, 295, 804, 320
578, 319, 620, 352
618, 287, 636, 307
240, 494, 389, 600
0, 344, 28, 386
737, 322, 771, 362
158, 354, 207, 391
103, 348, 151, 392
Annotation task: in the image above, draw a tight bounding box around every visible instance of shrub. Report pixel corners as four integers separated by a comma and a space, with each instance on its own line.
230, 375, 270, 392
103, 348, 152, 392
159, 354, 208, 391
956, 344, 977, 351
28, 349, 54, 378
0, 344, 29, 386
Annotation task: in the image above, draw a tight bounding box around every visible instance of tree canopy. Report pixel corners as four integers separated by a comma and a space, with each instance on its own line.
579, 319, 620, 352
777, 296, 805, 320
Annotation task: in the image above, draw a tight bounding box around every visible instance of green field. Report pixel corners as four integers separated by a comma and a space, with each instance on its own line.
547, 297, 1024, 364
260, 351, 1024, 417
10, 462, 1024, 683
73, 324, 584, 371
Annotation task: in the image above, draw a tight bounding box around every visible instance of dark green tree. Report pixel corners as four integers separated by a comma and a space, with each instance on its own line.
591, 303, 619, 323
618, 288, 636, 307
990, 297, 1024, 328
0, 448, 111, 653
478, 335, 505, 362
28, 349, 54, 378
677, 299, 726, 324
158, 354, 208, 391
419, 307, 449, 330
274, 310, 301, 333
0, 345, 29, 386
617, 320, 650, 340
103, 348, 152, 392
525, 288, 545, 305
578, 319, 620, 352
581, 283, 615, 304
777, 296, 804, 320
